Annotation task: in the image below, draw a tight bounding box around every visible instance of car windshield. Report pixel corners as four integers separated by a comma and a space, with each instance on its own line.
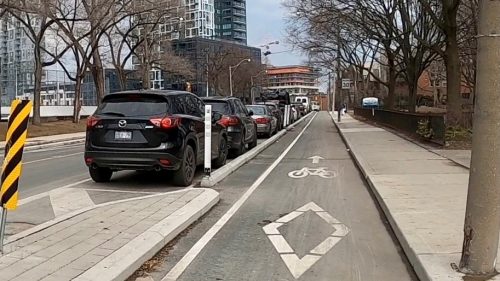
247, 106, 266, 115
204, 101, 230, 115
96, 95, 168, 117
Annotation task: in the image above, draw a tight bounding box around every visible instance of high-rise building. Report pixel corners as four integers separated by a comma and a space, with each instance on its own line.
214, 0, 247, 45
179, 0, 215, 39
0, 14, 65, 105
0, 14, 37, 104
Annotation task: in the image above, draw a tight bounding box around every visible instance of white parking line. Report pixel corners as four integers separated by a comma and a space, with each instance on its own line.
18, 179, 92, 206
23, 152, 83, 164
50, 187, 95, 217
162, 112, 317, 281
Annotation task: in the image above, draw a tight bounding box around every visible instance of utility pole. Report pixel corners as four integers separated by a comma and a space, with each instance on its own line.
336, 31, 342, 122
327, 72, 331, 112
459, 0, 500, 275
206, 52, 209, 97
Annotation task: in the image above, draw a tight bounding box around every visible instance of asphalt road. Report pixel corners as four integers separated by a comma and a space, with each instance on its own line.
4, 133, 265, 236
150, 112, 417, 281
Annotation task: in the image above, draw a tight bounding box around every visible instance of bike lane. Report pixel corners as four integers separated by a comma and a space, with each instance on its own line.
168, 112, 417, 281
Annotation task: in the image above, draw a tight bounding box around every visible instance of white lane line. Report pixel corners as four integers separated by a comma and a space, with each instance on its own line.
82, 188, 160, 195
262, 222, 283, 235
310, 236, 342, 255
18, 179, 92, 206
162, 112, 318, 281
268, 235, 294, 254
50, 187, 95, 217
280, 254, 322, 279
23, 152, 83, 165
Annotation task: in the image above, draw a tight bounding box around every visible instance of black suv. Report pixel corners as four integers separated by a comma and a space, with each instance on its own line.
201, 97, 257, 156
85, 91, 228, 186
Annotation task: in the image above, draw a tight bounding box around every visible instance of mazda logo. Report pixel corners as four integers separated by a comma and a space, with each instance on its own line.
118, 120, 127, 128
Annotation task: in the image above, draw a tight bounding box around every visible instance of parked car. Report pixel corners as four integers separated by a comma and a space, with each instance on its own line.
295, 96, 311, 113
311, 101, 321, 111
202, 96, 258, 156
255, 102, 283, 130
85, 90, 228, 186
291, 101, 306, 117
246, 105, 278, 137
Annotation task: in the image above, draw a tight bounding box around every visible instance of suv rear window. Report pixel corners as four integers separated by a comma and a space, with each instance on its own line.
247, 106, 266, 115
97, 95, 169, 117
204, 101, 230, 114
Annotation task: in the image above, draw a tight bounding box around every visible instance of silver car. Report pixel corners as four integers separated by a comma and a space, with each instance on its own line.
246, 105, 278, 138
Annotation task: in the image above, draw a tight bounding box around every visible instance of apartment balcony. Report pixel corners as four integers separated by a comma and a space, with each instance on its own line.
232, 17, 246, 24
233, 9, 245, 16
233, 1, 245, 9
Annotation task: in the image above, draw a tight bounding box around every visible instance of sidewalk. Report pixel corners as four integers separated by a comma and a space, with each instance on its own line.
332, 113, 500, 281
0, 132, 86, 151
0, 188, 219, 281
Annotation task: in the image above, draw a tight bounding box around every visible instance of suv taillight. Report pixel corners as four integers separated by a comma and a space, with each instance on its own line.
150, 117, 181, 129
87, 116, 100, 128
219, 116, 240, 127
256, 117, 270, 124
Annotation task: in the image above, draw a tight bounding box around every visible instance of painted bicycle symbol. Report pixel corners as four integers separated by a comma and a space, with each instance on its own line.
288, 167, 336, 179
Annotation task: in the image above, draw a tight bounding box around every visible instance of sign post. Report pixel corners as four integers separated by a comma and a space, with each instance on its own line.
0, 99, 32, 253
341, 79, 351, 90
204, 105, 212, 177
285, 105, 290, 127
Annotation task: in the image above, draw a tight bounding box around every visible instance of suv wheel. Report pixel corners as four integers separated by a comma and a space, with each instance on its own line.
213, 137, 228, 168
233, 132, 247, 156
267, 127, 273, 138
173, 145, 196, 187
89, 167, 113, 183
248, 129, 258, 149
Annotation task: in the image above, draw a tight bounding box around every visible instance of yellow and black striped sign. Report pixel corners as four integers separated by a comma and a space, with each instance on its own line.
0, 100, 32, 210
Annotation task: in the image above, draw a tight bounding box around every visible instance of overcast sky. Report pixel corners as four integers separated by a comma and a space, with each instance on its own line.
246, 0, 306, 67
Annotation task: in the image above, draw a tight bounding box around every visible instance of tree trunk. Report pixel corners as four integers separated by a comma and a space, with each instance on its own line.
408, 83, 418, 113
141, 40, 151, 90
92, 50, 105, 106
385, 52, 397, 109
459, 0, 500, 274
444, 27, 462, 126
142, 65, 151, 90
73, 77, 83, 124
117, 68, 127, 91
32, 46, 42, 126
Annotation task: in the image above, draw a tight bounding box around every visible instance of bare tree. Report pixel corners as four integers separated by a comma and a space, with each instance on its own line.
284, 0, 403, 109
2, 0, 74, 125
394, 0, 443, 112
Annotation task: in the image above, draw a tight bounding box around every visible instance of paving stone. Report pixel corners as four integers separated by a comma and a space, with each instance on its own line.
0, 191, 209, 280
0, 255, 46, 280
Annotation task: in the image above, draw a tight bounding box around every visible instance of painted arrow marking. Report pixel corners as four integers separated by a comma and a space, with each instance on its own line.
263, 202, 350, 279
308, 155, 324, 164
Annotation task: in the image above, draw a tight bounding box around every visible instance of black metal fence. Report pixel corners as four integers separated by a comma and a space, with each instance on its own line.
354, 107, 446, 145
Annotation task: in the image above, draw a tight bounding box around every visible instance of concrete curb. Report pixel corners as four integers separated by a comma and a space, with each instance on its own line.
0, 136, 86, 152
74, 188, 219, 281
330, 112, 431, 281
5, 188, 191, 245
200, 112, 313, 187
23, 138, 85, 151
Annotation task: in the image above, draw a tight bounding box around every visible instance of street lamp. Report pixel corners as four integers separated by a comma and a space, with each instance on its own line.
229, 58, 251, 97
251, 69, 268, 103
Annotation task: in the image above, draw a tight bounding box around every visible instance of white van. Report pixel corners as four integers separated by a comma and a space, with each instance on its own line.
295, 96, 310, 112
311, 101, 320, 111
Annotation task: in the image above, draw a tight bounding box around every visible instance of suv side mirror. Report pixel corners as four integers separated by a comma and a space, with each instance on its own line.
248, 110, 254, 116
212, 112, 223, 123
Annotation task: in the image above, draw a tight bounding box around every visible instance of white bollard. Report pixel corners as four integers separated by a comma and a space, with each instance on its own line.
204, 105, 212, 176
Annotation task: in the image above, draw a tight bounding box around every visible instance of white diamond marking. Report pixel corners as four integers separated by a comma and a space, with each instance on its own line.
263, 202, 350, 279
